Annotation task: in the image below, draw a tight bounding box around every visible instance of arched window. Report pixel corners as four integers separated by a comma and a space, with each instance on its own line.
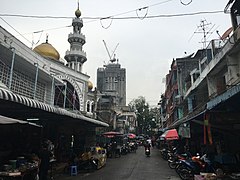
86, 101, 90, 112
54, 80, 79, 111
91, 102, 95, 113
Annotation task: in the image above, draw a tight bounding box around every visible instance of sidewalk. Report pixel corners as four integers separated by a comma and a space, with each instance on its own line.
53, 171, 86, 180
51, 164, 94, 180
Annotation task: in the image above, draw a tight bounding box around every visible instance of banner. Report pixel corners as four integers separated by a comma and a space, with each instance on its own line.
178, 123, 191, 138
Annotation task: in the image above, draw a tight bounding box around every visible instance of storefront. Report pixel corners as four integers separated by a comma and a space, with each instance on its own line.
0, 86, 108, 175
0, 115, 41, 179
205, 84, 240, 169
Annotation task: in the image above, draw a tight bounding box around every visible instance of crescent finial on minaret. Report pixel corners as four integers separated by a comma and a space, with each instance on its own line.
46, 33, 49, 43
75, 0, 81, 18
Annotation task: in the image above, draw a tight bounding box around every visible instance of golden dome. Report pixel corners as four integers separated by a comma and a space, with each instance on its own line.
88, 80, 93, 90
33, 42, 60, 61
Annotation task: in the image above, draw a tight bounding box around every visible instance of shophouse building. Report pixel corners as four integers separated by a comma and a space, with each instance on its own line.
163, 51, 202, 127
160, 0, 240, 162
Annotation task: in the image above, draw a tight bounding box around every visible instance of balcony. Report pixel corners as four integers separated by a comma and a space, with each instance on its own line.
184, 36, 235, 99
65, 50, 87, 63
68, 33, 86, 44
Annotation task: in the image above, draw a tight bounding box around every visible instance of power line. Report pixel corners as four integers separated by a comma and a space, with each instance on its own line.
108, 11, 223, 19
0, 14, 73, 19
0, 0, 175, 20
21, 25, 72, 36
0, 17, 32, 45
180, 0, 192, 6
0, 10, 223, 20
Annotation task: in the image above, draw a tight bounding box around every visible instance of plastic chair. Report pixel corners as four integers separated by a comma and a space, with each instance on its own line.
70, 165, 77, 176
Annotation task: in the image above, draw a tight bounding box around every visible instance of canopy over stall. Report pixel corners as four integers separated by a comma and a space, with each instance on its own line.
0, 115, 41, 127
127, 133, 136, 139
102, 131, 123, 138
0, 115, 42, 166
160, 129, 179, 141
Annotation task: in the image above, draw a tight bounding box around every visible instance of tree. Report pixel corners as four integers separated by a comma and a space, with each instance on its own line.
128, 96, 155, 135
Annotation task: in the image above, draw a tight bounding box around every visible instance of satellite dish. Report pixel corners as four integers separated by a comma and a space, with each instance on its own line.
221, 27, 233, 40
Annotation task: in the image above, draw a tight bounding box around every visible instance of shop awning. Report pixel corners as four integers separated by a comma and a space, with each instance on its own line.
160, 129, 179, 140
170, 109, 206, 128
102, 131, 123, 138
0, 87, 108, 127
0, 114, 41, 127
207, 83, 240, 110
0, 115, 28, 124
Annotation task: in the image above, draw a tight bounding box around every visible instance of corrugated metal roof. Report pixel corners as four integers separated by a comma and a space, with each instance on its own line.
207, 83, 240, 110
0, 87, 108, 127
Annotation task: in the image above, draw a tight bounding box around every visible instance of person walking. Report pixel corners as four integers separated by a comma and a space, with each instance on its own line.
38, 143, 52, 180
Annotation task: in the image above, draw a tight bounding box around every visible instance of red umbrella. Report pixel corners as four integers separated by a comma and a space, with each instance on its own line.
160, 129, 179, 140
128, 133, 136, 139
102, 131, 122, 138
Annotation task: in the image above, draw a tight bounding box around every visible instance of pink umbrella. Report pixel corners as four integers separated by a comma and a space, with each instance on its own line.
102, 131, 122, 138
128, 133, 136, 139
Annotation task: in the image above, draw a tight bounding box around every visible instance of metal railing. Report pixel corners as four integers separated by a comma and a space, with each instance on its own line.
0, 58, 46, 102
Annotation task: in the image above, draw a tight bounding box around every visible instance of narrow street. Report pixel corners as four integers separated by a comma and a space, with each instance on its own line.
56, 146, 181, 180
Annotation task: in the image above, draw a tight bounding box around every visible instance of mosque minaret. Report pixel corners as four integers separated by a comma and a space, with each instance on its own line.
65, 2, 87, 72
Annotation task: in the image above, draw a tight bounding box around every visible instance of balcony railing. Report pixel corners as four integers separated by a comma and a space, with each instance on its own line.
68, 33, 86, 42
0, 59, 46, 103
65, 50, 86, 58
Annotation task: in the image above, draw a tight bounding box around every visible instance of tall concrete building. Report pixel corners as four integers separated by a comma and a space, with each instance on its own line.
97, 61, 126, 106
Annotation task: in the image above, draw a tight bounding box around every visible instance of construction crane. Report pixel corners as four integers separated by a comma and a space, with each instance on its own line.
102, 40, 119, 63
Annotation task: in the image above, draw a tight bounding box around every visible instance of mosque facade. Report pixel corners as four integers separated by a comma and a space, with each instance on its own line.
0, 4, 108, 153
32, 5, 93, 114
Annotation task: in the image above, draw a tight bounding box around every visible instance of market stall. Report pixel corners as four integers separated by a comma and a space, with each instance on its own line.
0, 115, 42, 179
0, 157, 39, 180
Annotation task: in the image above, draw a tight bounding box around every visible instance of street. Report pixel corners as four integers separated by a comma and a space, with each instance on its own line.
56, 146, 181, 180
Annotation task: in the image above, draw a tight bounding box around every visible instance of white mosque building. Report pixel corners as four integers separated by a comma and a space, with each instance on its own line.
0, 4, 108, 151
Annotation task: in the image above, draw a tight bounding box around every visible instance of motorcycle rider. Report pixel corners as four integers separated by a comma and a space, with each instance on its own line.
144, 141, 151, 157
144, 140, 151, 154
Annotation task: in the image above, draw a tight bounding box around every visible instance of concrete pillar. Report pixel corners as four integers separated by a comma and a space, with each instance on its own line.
84, 127, 96, 147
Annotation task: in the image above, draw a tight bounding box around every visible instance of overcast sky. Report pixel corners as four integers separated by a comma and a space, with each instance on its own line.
1, 0, 231, 106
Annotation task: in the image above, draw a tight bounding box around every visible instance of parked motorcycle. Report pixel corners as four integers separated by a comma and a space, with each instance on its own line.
176, 154, 224, 180
121, 143, 128, 155
78, 158, 98, 172
160, 148, 169, 160
166, 147, 177, 160
168, 151, 191, 169
160, 147, 176, 160
129, 142, 137, 153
